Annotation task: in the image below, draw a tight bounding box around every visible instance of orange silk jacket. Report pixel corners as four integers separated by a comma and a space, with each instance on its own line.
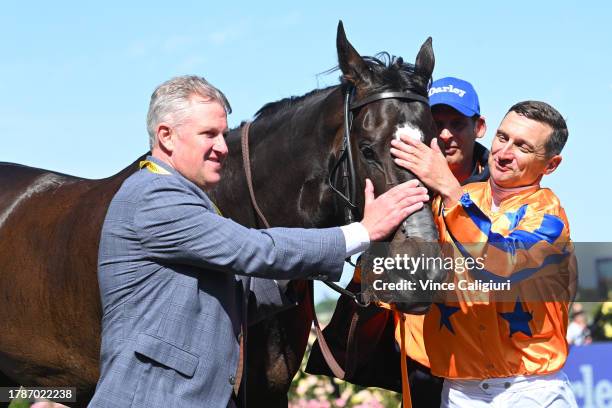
400, 181, 575, 379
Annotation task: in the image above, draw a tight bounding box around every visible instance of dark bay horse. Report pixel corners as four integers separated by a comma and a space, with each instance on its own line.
209, 22, 442, 406
0, 22, 440, 407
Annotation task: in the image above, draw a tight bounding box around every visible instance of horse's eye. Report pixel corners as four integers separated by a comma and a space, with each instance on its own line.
361, 146, 376, 160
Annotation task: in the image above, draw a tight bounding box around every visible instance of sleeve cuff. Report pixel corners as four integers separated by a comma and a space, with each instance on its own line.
340, 222, 371, 257
443, 192, 471, 215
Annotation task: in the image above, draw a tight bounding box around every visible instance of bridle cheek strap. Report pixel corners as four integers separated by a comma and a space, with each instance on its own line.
328, 85, 430, 225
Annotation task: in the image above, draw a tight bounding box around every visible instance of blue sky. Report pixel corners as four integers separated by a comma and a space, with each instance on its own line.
2, 2, 610, 298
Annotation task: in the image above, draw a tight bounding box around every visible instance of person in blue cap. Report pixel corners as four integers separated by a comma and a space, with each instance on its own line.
308, 77, 492, 408
400, 78, 490, 407
428, 76, 489, 184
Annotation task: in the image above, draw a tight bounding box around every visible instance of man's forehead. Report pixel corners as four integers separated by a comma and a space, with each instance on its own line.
187, 96, 227, 116
432, 104, 471, 119
498, 111, 552, 144
181, 98, 228, 128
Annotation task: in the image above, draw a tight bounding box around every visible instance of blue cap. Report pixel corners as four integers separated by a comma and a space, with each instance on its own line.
428, 77, 480, 117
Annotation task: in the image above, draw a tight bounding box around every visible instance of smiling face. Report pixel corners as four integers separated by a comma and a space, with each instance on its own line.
155, 96, 229, 190
489, 111, 561, 188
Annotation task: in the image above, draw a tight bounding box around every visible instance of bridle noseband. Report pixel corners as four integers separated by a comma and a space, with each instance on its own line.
328, 84, 429, 224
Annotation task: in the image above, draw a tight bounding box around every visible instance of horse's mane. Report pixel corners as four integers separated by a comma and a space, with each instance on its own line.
254, 87, 336, 119
357, 52, 430, 96
254, 52, 430, 120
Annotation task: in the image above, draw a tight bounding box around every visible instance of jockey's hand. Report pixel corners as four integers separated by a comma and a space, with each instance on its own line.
360, 179, 429, 241
390, 136, 463, 207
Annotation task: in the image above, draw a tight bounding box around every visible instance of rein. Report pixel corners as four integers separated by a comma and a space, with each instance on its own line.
239, 85, 429, 387
240, 121, 268, 229
240, 121, 350, 380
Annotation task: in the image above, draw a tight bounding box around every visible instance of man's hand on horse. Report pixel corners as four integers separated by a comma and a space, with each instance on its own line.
360, 178, 429, 241
390, 136, 463, 207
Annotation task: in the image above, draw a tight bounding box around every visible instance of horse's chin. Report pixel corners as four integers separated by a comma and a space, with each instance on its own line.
387, 229, 443, 314
360, 209, 446, 314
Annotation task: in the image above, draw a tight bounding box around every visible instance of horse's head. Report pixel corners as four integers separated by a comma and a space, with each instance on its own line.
334, 21, 445, 313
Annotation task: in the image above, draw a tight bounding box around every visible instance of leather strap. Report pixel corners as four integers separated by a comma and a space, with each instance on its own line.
241, 122, 271, 229
241, 121, 358, 385
234, 275, 250, 404
310, 281, 346, 379
396, 309, 412, 408
350, 91, 428, 111
234, 330, 244, 396
343, 304, 363, 379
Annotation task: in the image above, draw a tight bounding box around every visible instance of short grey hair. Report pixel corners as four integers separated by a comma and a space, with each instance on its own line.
146, 75, 232, 148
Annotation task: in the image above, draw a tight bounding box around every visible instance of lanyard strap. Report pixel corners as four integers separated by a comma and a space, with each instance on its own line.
139, 160, 223, 216
139, 160, 171, 175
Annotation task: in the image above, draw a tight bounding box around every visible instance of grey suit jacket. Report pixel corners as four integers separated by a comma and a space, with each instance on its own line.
89, 156, 345, 408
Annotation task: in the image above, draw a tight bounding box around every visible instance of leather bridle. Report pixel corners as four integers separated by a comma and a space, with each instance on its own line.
238, 84, 429, 380
325, 84, 429, 300
241, 84, 429, 229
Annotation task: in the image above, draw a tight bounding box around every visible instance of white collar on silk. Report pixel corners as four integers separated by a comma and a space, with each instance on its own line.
489, 178, 539, 212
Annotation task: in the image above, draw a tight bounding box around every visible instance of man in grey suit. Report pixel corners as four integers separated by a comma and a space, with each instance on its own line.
89, 76, 429, 408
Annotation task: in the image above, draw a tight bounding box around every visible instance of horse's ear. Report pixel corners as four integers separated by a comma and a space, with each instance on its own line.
415, 37, 435, 80
336, 21, 372, 86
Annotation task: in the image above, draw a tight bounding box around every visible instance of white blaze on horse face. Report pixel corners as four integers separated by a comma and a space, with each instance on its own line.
394, 123, 424, 142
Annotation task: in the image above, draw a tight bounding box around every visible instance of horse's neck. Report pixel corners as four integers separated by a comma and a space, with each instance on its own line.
213, 87, 345, 228
102, 153, 147, 183
79, 153, 147, 198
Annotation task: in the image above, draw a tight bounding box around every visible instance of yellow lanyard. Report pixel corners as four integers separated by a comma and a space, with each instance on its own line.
211, 203, 223, 216
139, 160, 223, 216
139, 160, 171, 175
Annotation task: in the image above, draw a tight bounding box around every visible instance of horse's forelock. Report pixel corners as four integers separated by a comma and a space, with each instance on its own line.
357, 52, 430, 97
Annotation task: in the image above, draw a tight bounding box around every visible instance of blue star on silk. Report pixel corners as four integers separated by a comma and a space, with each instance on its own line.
500, 299, 533, 337
435, 303, 460, 334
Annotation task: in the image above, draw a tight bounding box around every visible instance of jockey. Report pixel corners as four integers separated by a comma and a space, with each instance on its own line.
409, 76, 490, 407
390, 100, 578, 407
428, 77, 489, 185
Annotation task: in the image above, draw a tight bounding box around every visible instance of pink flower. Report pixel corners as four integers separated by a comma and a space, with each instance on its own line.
334, 397, 347, 407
